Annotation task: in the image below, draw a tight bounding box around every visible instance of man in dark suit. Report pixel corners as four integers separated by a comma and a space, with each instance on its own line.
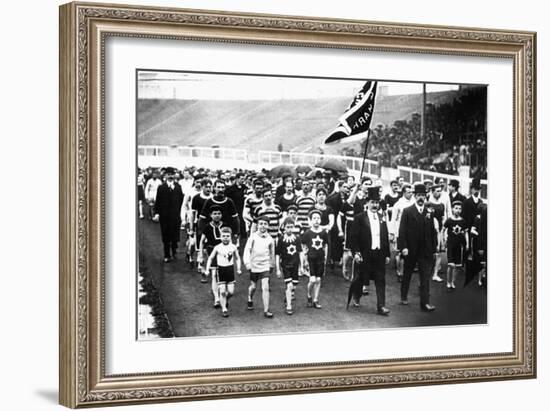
155, 167, 185, 262
348, 186, 391, 315
448, 179, 467, 209
225, 172, 247, 240
398, 183, 438, 311
462, 178, 485, 241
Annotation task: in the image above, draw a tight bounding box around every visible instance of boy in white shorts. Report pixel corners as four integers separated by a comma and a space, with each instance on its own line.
205, 227, 242, 317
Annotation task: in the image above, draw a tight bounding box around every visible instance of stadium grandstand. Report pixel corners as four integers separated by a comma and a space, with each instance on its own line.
138, 72, 487, 187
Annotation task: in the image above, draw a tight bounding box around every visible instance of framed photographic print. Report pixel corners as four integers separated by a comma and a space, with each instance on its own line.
59, 1, 537, 408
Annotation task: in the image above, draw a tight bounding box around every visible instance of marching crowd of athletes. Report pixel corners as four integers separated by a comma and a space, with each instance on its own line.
138, 166, 487, 319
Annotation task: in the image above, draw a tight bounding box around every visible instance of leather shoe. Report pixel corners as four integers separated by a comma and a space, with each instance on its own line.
377, 307, 390, 316
399, 300, 409, 305
421, 304, 436, 312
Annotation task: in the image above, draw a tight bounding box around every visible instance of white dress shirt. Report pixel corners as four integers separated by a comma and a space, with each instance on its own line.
367, 211, 381, 250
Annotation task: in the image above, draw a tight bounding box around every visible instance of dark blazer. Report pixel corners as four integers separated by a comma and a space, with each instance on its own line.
462, 196, 484, 229
155, 182, 184, 223
226, 183, 246, 214
397, 204, 438, 259
350, 211, 390, 259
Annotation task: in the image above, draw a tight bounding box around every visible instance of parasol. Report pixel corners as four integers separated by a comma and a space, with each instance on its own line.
315, 158, 348, 173
269, 164, 295, 178
295, 164, 313, 174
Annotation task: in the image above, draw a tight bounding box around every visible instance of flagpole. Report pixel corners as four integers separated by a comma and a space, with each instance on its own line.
358, 129, 371, 179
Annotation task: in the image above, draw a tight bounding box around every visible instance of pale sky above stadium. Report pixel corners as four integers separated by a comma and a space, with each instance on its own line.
138, 71, 459, 100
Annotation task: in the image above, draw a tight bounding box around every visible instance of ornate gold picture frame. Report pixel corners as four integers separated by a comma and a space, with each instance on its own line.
59, 1, 536, 408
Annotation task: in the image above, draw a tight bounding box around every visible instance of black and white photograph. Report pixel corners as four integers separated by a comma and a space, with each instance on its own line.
136, 70, 488, 339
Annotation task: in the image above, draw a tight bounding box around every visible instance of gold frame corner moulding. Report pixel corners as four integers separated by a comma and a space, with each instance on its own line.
59, 1, 536, 408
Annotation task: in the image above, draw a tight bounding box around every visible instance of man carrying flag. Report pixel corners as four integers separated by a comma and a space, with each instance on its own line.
322, 80, 381, 310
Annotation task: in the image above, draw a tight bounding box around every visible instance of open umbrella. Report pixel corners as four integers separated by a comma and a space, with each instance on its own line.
295, 164, 313, 174
269, 164, 295, 178
346, 260, 364, 309
315, 158, 348, 173
307, 168, 323, 178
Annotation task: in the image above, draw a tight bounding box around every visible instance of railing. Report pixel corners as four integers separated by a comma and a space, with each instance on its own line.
397, 165, 488, 199
137, 145, 247, 162
137, 145, 380, 176
138, 145, 170, 157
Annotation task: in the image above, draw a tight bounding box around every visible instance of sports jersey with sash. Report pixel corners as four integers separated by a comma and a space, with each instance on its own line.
212, 242, 238, 267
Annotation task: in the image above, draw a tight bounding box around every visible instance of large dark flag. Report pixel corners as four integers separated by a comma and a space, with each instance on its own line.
324, 80, 378, 145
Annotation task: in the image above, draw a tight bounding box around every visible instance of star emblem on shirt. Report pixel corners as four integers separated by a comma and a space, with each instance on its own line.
451, 224, 463, 235
312, 235, 323, 250
286, 244, 297, 256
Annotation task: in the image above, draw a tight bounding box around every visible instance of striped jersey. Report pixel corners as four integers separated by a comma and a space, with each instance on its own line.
253, 203, 282, 239
243, 194, 264, 224
295, 194, 316, 232
339, 201, 355, 250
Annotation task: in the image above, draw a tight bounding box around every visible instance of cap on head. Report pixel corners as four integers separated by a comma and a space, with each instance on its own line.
449, 179, 460, 189
308, 209, 322, 219
361, 176, 373, 185
209, 205, 222, 214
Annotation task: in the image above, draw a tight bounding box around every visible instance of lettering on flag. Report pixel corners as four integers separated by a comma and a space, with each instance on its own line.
324, 81, 377, 145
